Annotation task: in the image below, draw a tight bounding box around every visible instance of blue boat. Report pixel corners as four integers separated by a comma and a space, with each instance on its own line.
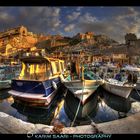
8, 56, 66, 107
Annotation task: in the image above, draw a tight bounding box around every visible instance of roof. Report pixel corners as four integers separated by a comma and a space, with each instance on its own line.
20, 56, 64, 63
122, 66, 140, 72
20, 56, 48, 63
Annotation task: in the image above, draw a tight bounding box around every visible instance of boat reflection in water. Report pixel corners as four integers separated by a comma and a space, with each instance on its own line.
64, 89, 99, 126
130, 89, 140, 102
11, 90, 64, 125
0, 89, 27, 121
1, 87, 140, 127
0, 89, 11, 100
101, 88, 131, 116
11, 102, 54, 124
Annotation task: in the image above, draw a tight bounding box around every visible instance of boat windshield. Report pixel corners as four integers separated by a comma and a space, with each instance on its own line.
19, 62, 52, 81
84, 69, 101, 80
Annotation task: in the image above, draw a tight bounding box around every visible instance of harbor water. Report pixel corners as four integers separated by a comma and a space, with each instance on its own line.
0, 87, 140, 127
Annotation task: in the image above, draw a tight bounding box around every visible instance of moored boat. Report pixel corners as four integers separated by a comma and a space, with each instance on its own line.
102, 87, 131, 113
63, 69, 103, 105
64, 89, 99, 124
0, 65, 11, 90
8, 56, 66, 107
102, 78, 135, 98
0, 65, 21, 90
62, 66, 102, 124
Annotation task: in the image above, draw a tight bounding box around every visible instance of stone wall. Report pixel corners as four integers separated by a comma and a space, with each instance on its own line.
0, 111, 140, 134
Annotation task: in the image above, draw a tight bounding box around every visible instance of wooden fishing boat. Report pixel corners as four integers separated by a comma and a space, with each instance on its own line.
102, 78, 135, 98
62, 66, 102, 123
63, 69, 103, 105
8, 56, 66, 107
64, 89, 99, 123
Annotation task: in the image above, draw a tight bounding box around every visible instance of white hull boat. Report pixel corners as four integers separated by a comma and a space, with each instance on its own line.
62, 70, 102, 122
63, 71, 103, 104
64, 79, 101, 104
102, 79, 135, 98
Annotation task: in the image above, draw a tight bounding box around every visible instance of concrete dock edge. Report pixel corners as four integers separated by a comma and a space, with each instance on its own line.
0, 111, 140, 134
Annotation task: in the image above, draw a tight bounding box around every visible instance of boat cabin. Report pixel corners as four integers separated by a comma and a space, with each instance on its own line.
18, 56, 65, 81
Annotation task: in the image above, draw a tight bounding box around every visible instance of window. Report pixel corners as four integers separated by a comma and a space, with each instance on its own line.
60, 62, 64, 72
51, 61, 60, 75
55, 62, 60, 72
19, 62, 52, 80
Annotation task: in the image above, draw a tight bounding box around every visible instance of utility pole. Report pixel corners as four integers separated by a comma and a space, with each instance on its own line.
127, 42, 130, 65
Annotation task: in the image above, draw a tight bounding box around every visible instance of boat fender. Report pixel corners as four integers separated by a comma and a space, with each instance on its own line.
52, 81, 57, 90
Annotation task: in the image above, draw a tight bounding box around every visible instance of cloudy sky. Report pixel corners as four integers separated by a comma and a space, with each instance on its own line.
0, 6, 140, 43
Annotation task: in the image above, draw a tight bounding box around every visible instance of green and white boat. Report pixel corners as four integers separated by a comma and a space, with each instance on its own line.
0, 65, 21, 90
61, 66, 103, 123
63, 69, 102, 104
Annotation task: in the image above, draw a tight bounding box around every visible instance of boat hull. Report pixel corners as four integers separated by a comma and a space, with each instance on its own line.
103, 81, 134, 98
64, 89, 99, 123
9, 90, 57, 107
8, 77, 62, 107
64, 80, 101, 104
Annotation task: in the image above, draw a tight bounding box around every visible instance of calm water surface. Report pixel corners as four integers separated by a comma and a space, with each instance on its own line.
0, 88, 140, 127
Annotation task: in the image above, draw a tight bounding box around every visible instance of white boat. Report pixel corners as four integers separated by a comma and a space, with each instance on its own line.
102, 78, 135, 98
61, 68, 102, 123
63, 70, 103, 105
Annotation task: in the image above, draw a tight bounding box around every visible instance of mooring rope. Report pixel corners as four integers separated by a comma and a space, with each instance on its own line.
24, 82, 42, 93
12, 82, 43, 118
135, 88, 140, 97
13, 82, 42, 96
70, 67, 85, 127
87, 114, 103, 133
70, 81, 84, 127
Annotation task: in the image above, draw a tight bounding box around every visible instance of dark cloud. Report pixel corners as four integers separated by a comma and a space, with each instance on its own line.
0, 7, 140, 43
0, 7, 62, 34
70, 7, 140, 43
